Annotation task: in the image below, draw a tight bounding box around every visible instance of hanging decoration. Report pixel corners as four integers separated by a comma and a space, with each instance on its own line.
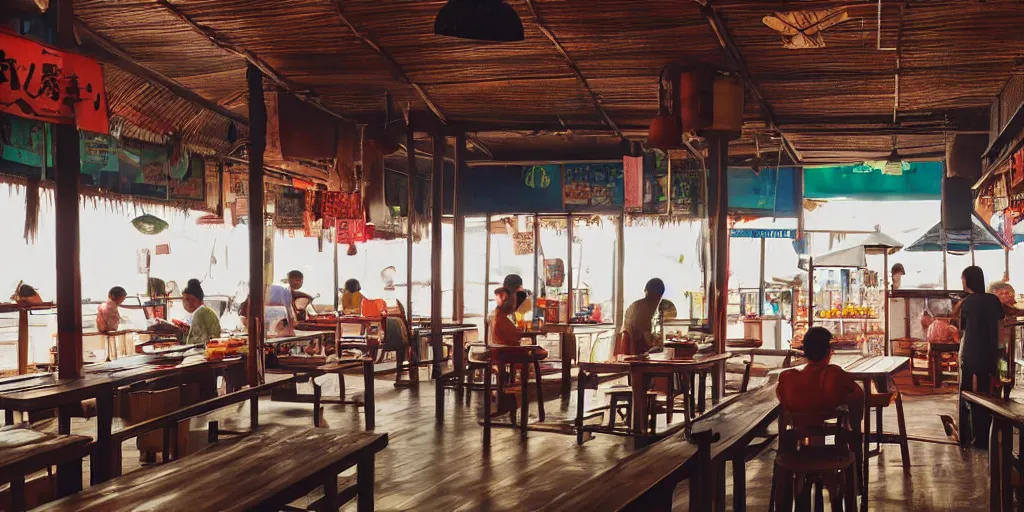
131, 213, 169, 235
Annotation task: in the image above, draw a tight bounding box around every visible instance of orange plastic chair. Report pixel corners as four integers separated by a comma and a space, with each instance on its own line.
613, 330, 633, 358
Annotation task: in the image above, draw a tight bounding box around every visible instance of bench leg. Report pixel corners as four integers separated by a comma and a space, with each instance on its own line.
250, 394, 259, 430
11, 475, 25, 512
56, 454, 82, 498
339, 371, 346, 401
357, 457, 374, 512
313, 382, 322, 428
732, 452, 746, 512
322, 471, 339, 512
91, 393, 113, 485
1002, 422, 1014, 512
363, 360, 375, 430
698, 371, 707, 414
666, 375, 674, 424
990, 419, 1000, 512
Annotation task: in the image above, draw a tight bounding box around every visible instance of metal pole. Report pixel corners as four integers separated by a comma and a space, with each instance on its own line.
406, 126, 415, 327
758, 238, 766, 317
567, 214, 574, 319
884, 252, 890, 356
533, 215, 541, 322
615, 213, 625, 331
333, 224, 339, 311
453, 133, 466, 323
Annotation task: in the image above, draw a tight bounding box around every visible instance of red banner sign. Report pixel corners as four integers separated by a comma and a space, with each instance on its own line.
623, 155, 643, 211
336, 218, 367, 245
0, 31, 109, 134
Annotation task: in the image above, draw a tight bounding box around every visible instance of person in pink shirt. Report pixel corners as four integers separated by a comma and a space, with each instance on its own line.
96, 286, 128, 333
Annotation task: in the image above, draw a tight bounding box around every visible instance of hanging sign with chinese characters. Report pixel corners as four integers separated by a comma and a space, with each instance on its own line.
0, 31, 109, 134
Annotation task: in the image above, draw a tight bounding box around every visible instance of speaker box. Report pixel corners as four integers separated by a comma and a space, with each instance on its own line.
942, 176, 973, 231
946, 133, 989, 181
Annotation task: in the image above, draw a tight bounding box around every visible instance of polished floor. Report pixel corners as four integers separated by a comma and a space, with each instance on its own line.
47, 369, 993, 511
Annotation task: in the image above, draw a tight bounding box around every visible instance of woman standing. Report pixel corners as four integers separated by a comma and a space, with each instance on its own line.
958, 266, 1004, 449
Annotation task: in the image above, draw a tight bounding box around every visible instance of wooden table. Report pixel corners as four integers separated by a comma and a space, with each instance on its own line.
544, 323, 615, 395
843, 355, 910, 512
961, 391, 1023, 512
577, 353, 733, 447
0, 376, 115, 483
0, 427, 91, 511
34, 425, 389, 512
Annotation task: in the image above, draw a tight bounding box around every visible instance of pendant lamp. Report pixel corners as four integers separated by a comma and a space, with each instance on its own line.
434, 0, 524, 42
883, 135, 904, 176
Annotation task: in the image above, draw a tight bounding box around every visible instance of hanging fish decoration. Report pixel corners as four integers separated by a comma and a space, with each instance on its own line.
131, 213, 169, 235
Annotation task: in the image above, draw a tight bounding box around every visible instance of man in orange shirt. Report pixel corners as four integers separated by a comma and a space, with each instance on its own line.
778, 327, 864, 425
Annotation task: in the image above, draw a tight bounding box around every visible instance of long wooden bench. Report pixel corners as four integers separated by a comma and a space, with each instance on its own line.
107, 372, 307, 477
543, 383, 780, 512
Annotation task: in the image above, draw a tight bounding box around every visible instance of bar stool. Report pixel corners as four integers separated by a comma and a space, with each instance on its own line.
605, 386, 660, 433
482, 346, 546, 442
771, 409, 859, 512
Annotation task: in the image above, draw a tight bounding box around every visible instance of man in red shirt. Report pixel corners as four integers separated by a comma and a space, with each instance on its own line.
778, 327, 864, 425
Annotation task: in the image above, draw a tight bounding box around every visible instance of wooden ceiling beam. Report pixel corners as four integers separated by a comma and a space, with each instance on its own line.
152, 0, 355, 124
696, 0, 803, 164
328, 0, 447, 125
74, 21, 250, 127
523, 0, 626, 142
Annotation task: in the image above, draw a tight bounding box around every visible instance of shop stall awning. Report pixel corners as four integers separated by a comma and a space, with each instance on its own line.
905, 212, 1010, 252
812, 230, 903, 268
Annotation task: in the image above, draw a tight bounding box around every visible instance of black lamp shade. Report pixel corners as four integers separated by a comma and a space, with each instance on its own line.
434, 0, 524, 42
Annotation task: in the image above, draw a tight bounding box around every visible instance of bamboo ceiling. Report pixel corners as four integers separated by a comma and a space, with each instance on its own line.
48, 0, 1024, 166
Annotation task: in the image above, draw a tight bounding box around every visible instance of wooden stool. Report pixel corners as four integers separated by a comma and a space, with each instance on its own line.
483, 347, 547, 443
771, 410, 859, 512
867, 389, 911, 469
605, 386, 659, 432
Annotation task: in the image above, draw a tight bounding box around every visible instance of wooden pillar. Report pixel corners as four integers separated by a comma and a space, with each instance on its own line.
431, 132, 445, 423
758, 238, 766, 317
453, 133, 466, 323
333, 223, 340, 311
406, 126, 416, 327
883, 252, 890, 356
567, 214, 574, 319
54, 0, 82, 379
483, 213, 492, 341
615, 212, 625, 330
708, 135, 729, 398
533, 215, 541, 321
246, 63, 266, 387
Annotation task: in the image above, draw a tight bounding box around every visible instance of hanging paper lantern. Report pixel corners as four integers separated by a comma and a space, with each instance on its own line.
131, 214, 169, 235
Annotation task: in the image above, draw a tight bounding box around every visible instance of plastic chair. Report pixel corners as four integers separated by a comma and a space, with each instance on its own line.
360, 298, 388, 319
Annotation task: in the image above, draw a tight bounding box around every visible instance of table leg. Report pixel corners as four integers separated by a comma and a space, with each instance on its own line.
92, 392, 113, 485
520, 362, 529, 440
631, 367, 648, 447
991, 418, 1000, 511
363, 359, 375, 430
1002, 421, 1013, 512
861, 378, 870, 512
576, 370, 586, 445
698, 371, 707, 414
454, 331, 466, 391
561, 333, 572, 397
682, 371, 693, 434
58, 407, 72, 435
666, 373, 674, 424
711, 362, 722, 405
357, 456, 375, 512
483, 363, 492, 447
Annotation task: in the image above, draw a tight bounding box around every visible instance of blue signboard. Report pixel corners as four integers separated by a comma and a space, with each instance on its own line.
730, 229, 797, 239
459, 164, 563, 214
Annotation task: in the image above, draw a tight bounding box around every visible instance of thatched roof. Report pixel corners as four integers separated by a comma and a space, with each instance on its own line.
10, 0, 1024, 170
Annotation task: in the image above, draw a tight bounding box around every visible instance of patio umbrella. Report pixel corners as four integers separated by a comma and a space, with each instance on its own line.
904, 212, 1009, 253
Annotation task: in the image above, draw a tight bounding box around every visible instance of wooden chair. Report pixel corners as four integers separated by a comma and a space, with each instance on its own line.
867, 382, 911, 470
603, 331, 670, 434
740, 349, 804, 392
481, 345, 548, 442
771, 408, 859, 512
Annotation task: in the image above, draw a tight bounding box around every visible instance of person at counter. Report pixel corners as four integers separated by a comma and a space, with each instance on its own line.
958, 266, 1004, 449
287, 270, 314, 321
620, 278, 665, 355
989, 282, 1023, 317
341, 279, 364, 315
181, 279, 221, 345
96, 286, 128, 333
891, 263, 905, 290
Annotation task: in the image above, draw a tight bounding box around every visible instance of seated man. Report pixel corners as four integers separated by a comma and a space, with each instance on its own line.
621, 278, 666, 356
287, 269, 314, 321
483, 288, 547, 358
777, 326, 864, 426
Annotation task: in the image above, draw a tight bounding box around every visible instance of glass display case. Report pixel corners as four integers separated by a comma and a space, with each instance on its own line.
808, 267, 885, 353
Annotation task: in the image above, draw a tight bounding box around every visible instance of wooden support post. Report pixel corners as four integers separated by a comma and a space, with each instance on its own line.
483, 213, 492, 342
758, 238, 766, 317
708, 135, 729, 400
246, 62, 267, 387
615, 212, 625, 330
17, 310, 28, 375
431, 132, 445, 423
883, 252, 890, 356
453, 133, 466, 323
54, 0, 83, 379
406, 126, 416, 329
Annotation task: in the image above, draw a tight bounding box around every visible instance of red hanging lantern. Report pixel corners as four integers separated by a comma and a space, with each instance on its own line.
647, 63, 682, 149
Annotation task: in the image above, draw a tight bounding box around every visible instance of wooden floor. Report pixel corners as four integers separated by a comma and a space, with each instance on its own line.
48, 369, 993, 511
